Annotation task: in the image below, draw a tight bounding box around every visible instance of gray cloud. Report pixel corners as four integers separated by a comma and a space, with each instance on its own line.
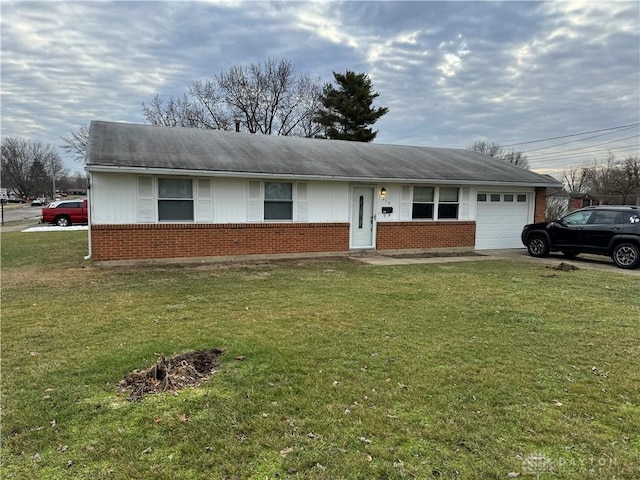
1, 0, 638, 177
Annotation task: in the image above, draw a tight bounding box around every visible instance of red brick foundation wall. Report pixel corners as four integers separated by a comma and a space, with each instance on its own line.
534, 188, 547, 222
376, 221, 476, 250
91, 223, 351, 261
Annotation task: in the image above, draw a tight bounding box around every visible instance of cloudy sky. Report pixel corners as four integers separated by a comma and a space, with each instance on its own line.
2, 0, 639, 177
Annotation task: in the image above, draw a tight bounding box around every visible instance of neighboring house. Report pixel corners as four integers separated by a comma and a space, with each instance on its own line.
570, 193, 599, 210
84, 121, 561, 262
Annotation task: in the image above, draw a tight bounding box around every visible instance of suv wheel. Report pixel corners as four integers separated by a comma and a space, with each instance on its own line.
612, 243, 640, 269
55, 216, 71, 227
527, 235, 550, 258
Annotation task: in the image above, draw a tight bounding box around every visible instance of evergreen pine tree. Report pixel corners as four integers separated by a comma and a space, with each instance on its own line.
314, 71, 388, 142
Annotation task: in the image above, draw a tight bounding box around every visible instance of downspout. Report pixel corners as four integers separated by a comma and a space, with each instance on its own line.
83, 171, 92, 260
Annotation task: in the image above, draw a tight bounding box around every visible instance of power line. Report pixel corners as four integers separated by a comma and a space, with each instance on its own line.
523, 128, 639, 154
528, 144, 639, 168
527, 143, 639, 164
530, 148, 640, 175
532, 157, 639, 174
501, 122, 640, 148
527, 135, 640, 160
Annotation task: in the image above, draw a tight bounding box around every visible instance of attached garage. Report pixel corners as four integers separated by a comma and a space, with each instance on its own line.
475, 192, 533, 249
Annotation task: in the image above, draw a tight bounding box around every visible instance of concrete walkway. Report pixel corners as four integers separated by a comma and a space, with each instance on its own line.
353, 248, 640, 276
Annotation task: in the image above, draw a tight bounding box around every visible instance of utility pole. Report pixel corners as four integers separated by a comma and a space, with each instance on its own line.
0, 187, 7, 226
51, 158, 56, 198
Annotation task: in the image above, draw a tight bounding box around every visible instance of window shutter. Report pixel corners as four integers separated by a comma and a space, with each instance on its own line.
296, 183, 308, 222
399, 185, 412, 220
247, 180, 262, 222
196, 178, 213, 221
459, 187, 470, 220
137, 176, 155, 222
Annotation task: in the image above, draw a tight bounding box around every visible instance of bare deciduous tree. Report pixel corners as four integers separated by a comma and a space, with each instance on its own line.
2, 137, 67, 198
615, 156, 640, 204
562, 154, 640, 205
563, 165, 590, 194
469, 140, 503, 158
469, 141, 530, 169
143, 58, 322, 137
142, 94, 213, 129
546, 194, 569, 220
60, 124, 90, 163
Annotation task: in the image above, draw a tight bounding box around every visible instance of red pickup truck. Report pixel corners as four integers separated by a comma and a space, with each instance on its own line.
41, 199, 88, 227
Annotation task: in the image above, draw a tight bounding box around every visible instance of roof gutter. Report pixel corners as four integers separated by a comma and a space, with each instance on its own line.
85, 165, 562, 188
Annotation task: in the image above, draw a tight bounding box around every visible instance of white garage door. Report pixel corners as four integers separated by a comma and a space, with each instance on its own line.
475, 192, 531, 249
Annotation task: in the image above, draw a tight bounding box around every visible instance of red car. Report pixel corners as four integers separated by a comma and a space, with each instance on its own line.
41, 199, 88, 227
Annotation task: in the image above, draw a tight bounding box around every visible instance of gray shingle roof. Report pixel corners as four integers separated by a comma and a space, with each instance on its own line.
86, 121, 560, 186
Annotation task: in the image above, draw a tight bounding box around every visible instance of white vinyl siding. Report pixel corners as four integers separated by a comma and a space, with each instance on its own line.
399, 185, 412, 220
89, 173, 139, 224
307, 182, 349, 222
137, 176, 155, 222
197, 178, 213, 222
458, 187, 471, 220
296, 183, 308, 222
214, 178, 247, 223
247, 180, 262, 222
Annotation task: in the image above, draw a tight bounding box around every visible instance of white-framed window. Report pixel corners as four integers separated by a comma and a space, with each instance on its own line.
412, 186, 459, 220
158, 178, 194, 221
412, 186, 434, 219
478, 192, 529, 204
438, 187, 459, 219
264, 182, 293, 220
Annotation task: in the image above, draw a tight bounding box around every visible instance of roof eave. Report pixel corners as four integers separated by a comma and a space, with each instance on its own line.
85, 164, 561, 188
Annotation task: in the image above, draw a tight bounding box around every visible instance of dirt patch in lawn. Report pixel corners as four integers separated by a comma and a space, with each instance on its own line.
549, 262, 580, 272
118, 348, 224, 401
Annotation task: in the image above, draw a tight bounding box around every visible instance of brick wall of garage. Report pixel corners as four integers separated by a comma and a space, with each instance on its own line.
376, 221, 476, 250
91, 223, 351, 261
534, 188, 548, 222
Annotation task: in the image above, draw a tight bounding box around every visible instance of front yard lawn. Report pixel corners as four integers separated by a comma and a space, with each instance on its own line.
1, 231, 639, 479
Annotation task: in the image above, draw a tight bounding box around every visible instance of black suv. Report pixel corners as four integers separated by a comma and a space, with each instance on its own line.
521, 205, 640, 269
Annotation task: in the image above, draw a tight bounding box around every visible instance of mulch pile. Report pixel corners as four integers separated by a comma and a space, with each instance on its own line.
118, 348, 224, 401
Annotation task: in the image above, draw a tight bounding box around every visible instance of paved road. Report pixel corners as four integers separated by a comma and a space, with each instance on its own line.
1, 204, 42, 224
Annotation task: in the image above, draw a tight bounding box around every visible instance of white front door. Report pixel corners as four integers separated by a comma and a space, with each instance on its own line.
351, 187, 375, 248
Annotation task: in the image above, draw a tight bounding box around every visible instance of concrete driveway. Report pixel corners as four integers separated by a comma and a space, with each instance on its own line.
355, 248, 640, 276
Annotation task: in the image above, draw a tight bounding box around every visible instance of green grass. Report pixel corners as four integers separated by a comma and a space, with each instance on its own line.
1, 231, 639, 479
